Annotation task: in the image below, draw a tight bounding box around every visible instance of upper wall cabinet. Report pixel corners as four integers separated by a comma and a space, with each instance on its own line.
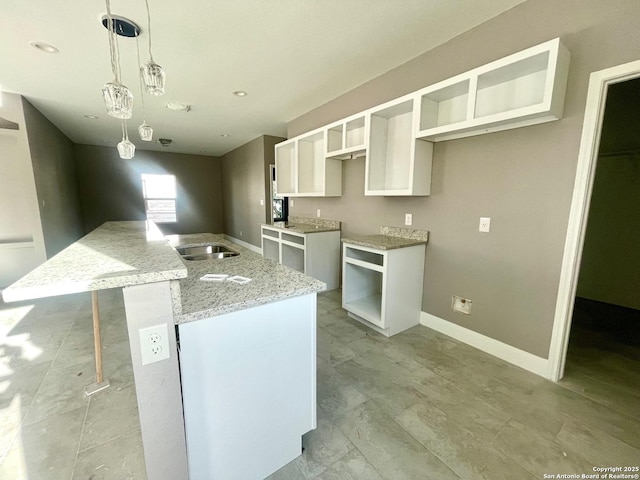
416, 37, 570, 142
365, 97, 432, 196
325, 114, 367, 160
277, 37, 570, 197
275, 132, 342, 197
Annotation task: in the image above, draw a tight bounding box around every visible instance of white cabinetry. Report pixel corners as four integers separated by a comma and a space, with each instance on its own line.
416, 37, 570, 142
275, 132, 342, 197
275, 139, 297, 196
365, 97, 433, 196
325, 114, 367, 160
261, 225, 340, 290
342, 242, 425, 337
179, 293, 317, 480
278, 38, 569, 197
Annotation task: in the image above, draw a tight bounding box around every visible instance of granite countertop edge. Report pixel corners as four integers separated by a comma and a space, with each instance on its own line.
341, 235, 428, 250
261, 222, 340, 234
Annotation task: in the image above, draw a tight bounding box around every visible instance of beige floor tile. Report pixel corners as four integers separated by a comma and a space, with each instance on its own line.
0, 406, 85, 480
396, 402, 536, 480
72, 429, 147, 480
335, 400, 460, 480
79, 383, 140, 452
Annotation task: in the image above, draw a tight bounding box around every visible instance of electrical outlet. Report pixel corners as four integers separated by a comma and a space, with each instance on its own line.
451, 296, 472, 315
239, 230, 243, 237
139, 324, 170, 365
260, 199, 264, 206
290, 199, 294, 207
405, 213, 412, 226
479, 217, 491, 233
317, 209, 321, 217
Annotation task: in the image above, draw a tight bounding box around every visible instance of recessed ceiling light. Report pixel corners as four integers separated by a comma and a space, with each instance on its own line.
30, 42, 59, 53
84, 115, 99, 120
232, 91, 247, 97
220, 134, 230, 138
166, 101, 191, 112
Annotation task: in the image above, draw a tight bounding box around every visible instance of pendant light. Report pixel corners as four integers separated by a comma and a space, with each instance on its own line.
102, 0, 133, 119
117, 120, 136, 159
136, 34, 153, 141
140, 0, 166, 95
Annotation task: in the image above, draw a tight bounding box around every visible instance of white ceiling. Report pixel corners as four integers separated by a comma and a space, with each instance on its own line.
0, 0, 525, 157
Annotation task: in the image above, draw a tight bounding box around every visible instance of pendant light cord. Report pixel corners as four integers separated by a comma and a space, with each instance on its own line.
121, 119, 129, 141
136, 35, 147, 122
106, 0, 119, 83
145, 0, 154, 61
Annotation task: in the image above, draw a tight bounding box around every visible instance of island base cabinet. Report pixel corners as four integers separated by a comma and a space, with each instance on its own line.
178, 293, 317, 480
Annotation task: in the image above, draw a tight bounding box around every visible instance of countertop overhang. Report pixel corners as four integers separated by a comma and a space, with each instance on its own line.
2, 222, 187, 302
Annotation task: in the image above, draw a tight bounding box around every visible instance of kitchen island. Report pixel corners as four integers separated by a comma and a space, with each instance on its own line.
2, 221, 325, 480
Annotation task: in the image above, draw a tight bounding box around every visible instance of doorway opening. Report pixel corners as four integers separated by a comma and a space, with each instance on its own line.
563, 77, 640, 402
549, 60, 640, 382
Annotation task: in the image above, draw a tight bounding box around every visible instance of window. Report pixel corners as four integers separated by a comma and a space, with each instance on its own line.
142, 174, 177, 223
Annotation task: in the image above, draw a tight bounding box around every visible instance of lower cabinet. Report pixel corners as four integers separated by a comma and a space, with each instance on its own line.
342, 242, 425, 337
261, 226, 340, 290
179, 293, 317, 480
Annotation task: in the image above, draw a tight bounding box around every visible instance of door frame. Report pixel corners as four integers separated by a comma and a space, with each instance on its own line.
547, 59, 640, 381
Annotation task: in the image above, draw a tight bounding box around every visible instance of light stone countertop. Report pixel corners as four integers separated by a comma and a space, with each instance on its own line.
2, 222, 326, 324
262, 216, 341, 234
2, 221, 188, 302
166, 233, 326, 323
342, 226, 429, 250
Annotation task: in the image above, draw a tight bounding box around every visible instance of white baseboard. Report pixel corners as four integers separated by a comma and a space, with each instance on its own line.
420, 312, 550, 379
224, 235, 262, 254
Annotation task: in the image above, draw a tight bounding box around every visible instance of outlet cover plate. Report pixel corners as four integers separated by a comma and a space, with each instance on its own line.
405, 213, 413, 226
452, 295, 472, 315
139, 324, 170, 365
479, 217, 491, 233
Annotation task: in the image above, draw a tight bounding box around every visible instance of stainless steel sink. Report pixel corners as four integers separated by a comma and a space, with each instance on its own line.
176, 244, 239, 261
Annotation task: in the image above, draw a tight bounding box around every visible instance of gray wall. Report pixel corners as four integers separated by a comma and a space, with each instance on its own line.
22, 98, 84, 257
576, 78, 640, 310
221, 135, 284, 247
74, 144, 223, 235
286, 0, 640, 358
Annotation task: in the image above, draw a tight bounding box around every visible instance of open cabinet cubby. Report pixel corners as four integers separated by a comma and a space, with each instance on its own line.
325, 115, 367, 160
275, 131, 342, 197
366, 98, 433, 196
274, 140, 296, 196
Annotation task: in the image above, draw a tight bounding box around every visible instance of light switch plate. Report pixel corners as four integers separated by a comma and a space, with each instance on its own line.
479, 217, 491, 233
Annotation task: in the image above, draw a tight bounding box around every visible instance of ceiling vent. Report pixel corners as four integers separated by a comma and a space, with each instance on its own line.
158, 138, 172, 147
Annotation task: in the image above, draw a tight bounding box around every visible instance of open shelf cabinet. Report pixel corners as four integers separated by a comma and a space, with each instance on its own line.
325, 114, 367, 160
278, 37, 569, 197
275, 139, 296, 196
275, 131, 342, 197
416, 37, 570, 142
365, 97, 433, 196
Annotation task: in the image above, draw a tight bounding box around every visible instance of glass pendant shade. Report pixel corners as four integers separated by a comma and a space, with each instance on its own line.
138, 122, 153, 141
140, 61, 166, 95
102, 82, 133, 119
117, 138, 136, 159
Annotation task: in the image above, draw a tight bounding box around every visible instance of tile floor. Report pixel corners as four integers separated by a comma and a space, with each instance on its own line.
0, 288, 638, 479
